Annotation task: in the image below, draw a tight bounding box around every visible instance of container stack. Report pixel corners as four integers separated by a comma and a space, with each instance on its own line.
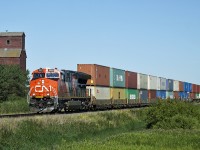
125, 71, 138, 104
173, 80, 179, 99
148, 75, 157, 103
166, 79, 174, 99
77, 64, 111, 106
110, 68, 126, 105
78, 64, 200, 105
137, 73, 148, 104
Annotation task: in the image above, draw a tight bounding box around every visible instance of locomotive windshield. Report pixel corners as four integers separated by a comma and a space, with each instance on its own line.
46, 72, 59, 78
32, 73, 45, 80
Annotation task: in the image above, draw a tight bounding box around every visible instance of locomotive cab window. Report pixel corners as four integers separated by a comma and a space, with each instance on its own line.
32, 73, 45, 80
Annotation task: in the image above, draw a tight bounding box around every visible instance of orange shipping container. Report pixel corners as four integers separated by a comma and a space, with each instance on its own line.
179, 81, 184, 92
77, 64, 110, 87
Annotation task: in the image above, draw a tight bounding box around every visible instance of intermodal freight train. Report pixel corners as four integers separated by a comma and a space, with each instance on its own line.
27, 64, 200, 113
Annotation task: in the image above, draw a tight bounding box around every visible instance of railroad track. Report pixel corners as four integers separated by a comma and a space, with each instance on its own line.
0, 105, 148, 119
0, 112, 55, 119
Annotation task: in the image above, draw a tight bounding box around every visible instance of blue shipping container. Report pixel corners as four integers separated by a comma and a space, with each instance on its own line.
156, 90, 166, 99
167, 79, 174, 91
188, 83, 192, 92
139, 90, 148, 103
179, 92, 189, 100
184, 82, 189, 92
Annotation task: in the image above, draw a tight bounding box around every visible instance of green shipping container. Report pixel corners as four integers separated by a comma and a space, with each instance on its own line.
196, 94, 200, 99
110, 68, 125, 88
126, 89, 139, 104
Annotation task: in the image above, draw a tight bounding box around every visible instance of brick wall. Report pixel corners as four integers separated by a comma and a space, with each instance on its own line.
0, 57, 20, 65
0, 35, 25, 49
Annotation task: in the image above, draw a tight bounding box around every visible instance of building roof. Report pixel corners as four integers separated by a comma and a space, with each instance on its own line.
0, 32, 24, 36
0, 49, 22, 57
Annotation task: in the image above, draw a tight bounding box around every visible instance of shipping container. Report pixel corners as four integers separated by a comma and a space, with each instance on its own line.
86, 86, 111, 105
198, 85, 200, 93
110, 88, 126, 105
139, 90, 148, 104
188, 83, 192, 92
173, 80, 179, 91
179, 92, 189, 100
148, 90, 157, 103
137, 73, 148, 89
110, 68, 125, 88
77, 64, 110, 86
196, 93, 200, 99
184, 82, 189, 92
160, 77, 167, 90
166, 91, 174, 99
156, 90, 166, 99
174, 91, 179, 99
148, 75, 157, 90
179, 81, 184, 92
192, 84, 197, 93
189, 93, 195, 99
157, 77, 161, 90
125, 71, 137, 89
126, 89, 139, 104
167, 79, 174, 91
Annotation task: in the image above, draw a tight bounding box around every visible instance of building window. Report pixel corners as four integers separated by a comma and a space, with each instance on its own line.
6, 40, 10, 45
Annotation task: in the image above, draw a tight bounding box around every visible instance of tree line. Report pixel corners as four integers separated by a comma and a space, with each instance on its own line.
0, 65, 30, 101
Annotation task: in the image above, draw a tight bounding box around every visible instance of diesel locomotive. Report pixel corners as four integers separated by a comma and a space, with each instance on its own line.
28, 68, 92, 112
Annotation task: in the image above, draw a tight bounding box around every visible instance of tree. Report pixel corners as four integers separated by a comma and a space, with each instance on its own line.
0, 65, 29, 101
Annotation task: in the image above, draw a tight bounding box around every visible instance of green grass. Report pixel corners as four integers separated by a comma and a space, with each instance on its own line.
0, 97, 29, 114
1, 101, 200, 150
58, 130, 200, 150
0, 109, 143, 150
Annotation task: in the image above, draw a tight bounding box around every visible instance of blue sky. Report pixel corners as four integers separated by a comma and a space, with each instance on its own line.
1, 0, 200, 84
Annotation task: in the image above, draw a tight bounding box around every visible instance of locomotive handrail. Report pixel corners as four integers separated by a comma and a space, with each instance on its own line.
27, 87, 34, 104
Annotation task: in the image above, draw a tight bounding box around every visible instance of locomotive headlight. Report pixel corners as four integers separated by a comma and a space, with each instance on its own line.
33, 93, 35, 96
47, 93, 50, 96
42, 80, 44, 85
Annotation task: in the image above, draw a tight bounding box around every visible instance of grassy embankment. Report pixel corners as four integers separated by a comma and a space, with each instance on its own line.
0, 100, 200, 149
0, 97, 29, 114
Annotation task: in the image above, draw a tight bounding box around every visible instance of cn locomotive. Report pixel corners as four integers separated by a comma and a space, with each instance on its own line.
28, 68, 92, 112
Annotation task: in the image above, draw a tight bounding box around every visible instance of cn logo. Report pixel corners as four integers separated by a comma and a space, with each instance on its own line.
35, 85, 52, 92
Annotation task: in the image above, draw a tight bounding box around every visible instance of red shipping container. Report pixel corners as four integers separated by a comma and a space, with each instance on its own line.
192, 84, 197, 93
198, 85, 200, 93
174, 91, 179, 99
77, 64, 110, 87
125, 71, 137, 89
190, 93, 195, 99
148, 90, 157, 99
148, 90, 157, 103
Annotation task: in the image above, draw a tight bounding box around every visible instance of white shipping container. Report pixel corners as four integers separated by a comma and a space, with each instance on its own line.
173, 80, 179, 91
86, 86, 111, 100
148, 75, 157, 90
157, 77, 161, 90
160, 77, 167, 90
137, 73, 148, 89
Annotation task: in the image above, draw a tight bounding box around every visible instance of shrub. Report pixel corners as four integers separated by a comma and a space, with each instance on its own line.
144, 100, 200, 129
0, 65, 30, 101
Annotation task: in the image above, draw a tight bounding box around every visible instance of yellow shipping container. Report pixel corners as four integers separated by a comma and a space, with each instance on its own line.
110, 88, 127, 105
